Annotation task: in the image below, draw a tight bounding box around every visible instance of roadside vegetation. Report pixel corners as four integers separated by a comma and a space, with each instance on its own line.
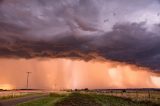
16, 93, 66, 106
102, 90, 160, 104
0, 92, 36, 100
16, 92, 160, 106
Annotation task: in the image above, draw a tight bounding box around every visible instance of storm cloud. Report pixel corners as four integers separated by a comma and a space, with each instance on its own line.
0, 0, 160, 71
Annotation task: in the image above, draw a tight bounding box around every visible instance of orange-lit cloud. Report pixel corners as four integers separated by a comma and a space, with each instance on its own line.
0, 59, 159, 90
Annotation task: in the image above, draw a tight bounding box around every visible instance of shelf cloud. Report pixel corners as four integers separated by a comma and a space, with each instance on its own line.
0, 0, 160, 71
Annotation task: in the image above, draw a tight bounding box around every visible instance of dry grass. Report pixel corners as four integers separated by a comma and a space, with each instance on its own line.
14, 91, 160, 106
98, 91, 160, 104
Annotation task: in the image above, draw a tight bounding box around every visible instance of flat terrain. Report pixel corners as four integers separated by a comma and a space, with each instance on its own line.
0, 93, 48, 106
17, 93, 65, 106
16, 91, 160, 106
0, 90, 46, 100
0, 90, 49, 106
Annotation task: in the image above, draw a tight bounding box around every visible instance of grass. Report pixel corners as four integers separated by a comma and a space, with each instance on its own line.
0, 93, 35, 100
16, 92, 160, 106
16, 93, 66, 106
55, 93, 101, 106
17, 96, 59, 106
92, 93, 159, 106
55, 92, 160, 106
102, 91, 160, 104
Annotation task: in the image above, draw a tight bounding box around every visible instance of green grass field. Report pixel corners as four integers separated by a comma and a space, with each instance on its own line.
16, 92, 160, 106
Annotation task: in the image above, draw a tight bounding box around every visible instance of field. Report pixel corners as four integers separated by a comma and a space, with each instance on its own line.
16, 90, 160, 106
0, 90, 45, 100
93, 89, 160, 104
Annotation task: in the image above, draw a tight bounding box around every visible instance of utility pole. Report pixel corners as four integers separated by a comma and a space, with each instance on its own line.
54, 79, 57, 91
26, 72, 31, 89
55, 83, 57, 90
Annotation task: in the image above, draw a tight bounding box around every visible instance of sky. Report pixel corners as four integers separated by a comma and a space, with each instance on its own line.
0, 0, 160, 90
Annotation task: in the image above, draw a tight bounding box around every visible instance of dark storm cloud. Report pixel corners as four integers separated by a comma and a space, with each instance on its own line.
93, 23, 160, 70
0, 0, 160, 71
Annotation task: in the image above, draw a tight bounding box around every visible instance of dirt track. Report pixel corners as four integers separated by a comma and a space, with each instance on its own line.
0, 94, 48, 106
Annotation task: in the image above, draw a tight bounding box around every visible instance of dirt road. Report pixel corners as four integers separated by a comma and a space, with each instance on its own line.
0, 94, 48, 106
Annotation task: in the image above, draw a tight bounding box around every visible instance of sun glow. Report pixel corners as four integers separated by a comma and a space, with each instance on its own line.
0, 84, 14, 90
151, 76, 160, 87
